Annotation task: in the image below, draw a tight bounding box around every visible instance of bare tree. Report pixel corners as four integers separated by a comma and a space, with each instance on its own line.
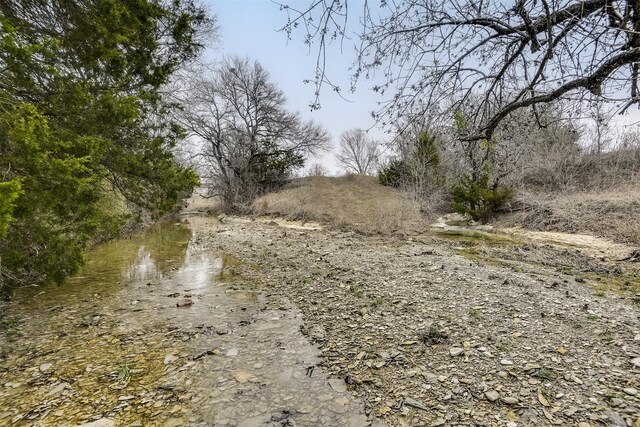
306, 163, 330, 176
178, 56, 330, 209
336, 128, 379, 174
280, 0, 640, 140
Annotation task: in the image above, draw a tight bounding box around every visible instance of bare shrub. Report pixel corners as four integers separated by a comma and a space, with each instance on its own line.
501, 187, 640, 246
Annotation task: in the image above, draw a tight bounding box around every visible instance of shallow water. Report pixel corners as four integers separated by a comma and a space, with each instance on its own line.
0, 216, 368, 426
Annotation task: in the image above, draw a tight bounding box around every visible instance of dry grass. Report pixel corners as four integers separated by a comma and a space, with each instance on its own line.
252, 174, 429, 234
498, 186, 640, 246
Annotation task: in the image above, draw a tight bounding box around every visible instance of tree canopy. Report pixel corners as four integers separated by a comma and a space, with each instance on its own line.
280, 0, 640, 139
0, 0, 212, 292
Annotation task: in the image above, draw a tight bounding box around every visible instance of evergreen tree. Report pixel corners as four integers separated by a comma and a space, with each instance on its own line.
0, 0, 212, 292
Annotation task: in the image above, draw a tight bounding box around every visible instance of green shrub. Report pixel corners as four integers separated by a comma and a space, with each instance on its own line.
378, 158, 409, 187
378, 131, 441, 189
451, 174, 513, 223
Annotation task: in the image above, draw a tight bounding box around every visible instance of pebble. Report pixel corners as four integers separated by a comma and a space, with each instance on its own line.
610, 398, 623, 407
564, 407, 578, 416
232, 370, 256, 383
77, 419, 114, 427
405, 397, 430, 411
117, 395, 135, 401
39, 363, 52, 372
176, 298, 193, 307
6, 202, 640, 427
501, 396, 519, 405
449, 347, 464, 357
485, 390, 500, 402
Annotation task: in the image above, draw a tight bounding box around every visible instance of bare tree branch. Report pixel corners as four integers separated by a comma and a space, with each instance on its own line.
279, 0, 640, 139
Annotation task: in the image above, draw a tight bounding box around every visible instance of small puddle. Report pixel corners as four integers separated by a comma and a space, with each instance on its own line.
0, 215, 367, 426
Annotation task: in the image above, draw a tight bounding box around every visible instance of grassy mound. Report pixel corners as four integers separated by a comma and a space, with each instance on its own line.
252, 174, 428, 234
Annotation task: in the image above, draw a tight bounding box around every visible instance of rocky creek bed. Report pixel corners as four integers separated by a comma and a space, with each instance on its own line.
1, 200, 639, 426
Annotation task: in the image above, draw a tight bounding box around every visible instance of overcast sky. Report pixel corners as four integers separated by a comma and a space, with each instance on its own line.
206, 0, 382, 174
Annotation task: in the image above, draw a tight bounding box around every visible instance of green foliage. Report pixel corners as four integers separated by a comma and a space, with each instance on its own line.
453, 110, 468, 131
0, 308, 19, 336
451, 174, 513, 223
0, 1, 209, 292
378, 158, 409, 187
378, 131, 440, 188
415, 131, 440, 168
250, 140, 305, 193
0, 179, 22, 239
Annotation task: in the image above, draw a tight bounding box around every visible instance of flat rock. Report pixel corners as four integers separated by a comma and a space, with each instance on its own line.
164, 354, 178, 365
603, 410, 627, 427
46, 382, 69, 397
176, 298, 193, 307
77, 419, 114, 427
485, 390, 500, 402
449, 347, 464, 357
347, 414, 369, 427
328, 378, 347, 393
233, 370, 256, 383
404, 397, 429, 411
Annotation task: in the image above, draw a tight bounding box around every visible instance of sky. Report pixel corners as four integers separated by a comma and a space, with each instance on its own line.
205, 0, 382, 174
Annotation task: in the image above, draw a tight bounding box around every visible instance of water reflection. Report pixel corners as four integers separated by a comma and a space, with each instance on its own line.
13, 222, 192, 309
172, 246, 221, 291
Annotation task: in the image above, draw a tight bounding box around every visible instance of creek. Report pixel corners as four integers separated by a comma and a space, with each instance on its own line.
0, 215, 367, 426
